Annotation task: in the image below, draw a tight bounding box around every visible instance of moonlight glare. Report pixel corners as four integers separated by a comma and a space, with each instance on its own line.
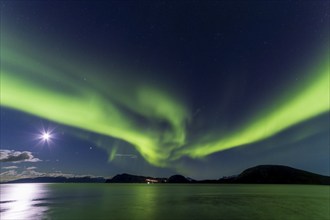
42, 132, 50, 141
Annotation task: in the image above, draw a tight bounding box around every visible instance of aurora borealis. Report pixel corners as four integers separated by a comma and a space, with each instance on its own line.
1, 1, 329, 179
2, 31, 189, 166
180, 61, 329, 158
1, 37, 329, 164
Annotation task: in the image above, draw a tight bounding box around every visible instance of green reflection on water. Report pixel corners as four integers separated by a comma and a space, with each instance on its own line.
1, 184, 329, 220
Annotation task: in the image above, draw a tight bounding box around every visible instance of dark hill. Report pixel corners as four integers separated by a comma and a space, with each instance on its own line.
4, 165, 328, 185
167, 175, 191, 183
106, 173, 147, 183
106, 173, 166, 183
219, 165, 330, 185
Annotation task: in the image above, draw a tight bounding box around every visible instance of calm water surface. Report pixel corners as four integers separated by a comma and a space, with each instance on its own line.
0, 183, 329, 220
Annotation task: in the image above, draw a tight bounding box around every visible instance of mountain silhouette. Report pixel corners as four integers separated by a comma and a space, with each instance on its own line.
218, 165, 330, 185
2, 165, 329, 185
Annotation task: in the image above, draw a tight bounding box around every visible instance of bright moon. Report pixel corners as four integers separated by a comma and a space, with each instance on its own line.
42, 132, 51, 141
36, 128, 55, 145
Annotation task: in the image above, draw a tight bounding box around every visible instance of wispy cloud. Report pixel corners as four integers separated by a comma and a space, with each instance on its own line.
0, 169, 102, 182
1, 166, 18, 169
0, 170, 42, 182
0, 170, 17, 177
0, 150, 41, 163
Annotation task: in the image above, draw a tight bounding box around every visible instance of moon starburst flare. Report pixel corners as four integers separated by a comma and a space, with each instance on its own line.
34, 126, 56, 146
41, 132, 50, 142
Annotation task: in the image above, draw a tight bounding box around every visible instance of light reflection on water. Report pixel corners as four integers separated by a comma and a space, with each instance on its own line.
0, 183, 49, 220
0, 183, 329, 220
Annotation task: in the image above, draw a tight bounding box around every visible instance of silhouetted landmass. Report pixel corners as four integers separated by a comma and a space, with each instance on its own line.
106, 173, 167, 183
218, 165, 330, 185
105, 165, 329, 185
105, 173, 194, 183
167, 175, 192, 183
2, 165, 329, 185
3, 176, 106, 184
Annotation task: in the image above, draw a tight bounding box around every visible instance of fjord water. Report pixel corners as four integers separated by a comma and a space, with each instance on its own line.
0, 183, 329, 220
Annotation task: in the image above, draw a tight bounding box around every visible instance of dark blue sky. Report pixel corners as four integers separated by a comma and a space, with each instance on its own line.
0, 0, 329, 180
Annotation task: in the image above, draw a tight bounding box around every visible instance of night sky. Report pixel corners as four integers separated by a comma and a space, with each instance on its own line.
1, 0, 329, 181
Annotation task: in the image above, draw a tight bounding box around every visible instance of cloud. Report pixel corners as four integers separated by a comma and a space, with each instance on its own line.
0, 170, 18, 181
1, 166, 18, 169
0, 170, 42, 182
0, 150, 41, 163
26, 166, 37, 170
0, 170, 17, 176
0, 169, 102, 182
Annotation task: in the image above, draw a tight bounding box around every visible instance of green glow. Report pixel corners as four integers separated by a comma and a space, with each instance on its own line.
0, 32, 189, 167
177, 62, 329, 158
1, 30, 329, 166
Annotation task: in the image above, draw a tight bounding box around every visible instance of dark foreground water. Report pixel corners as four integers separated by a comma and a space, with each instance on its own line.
0, 183, 329, 220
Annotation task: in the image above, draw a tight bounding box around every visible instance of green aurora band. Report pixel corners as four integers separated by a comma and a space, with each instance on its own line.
1, 32, 329, 167
1, 33, 189, 167
177, 62, 329, 158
